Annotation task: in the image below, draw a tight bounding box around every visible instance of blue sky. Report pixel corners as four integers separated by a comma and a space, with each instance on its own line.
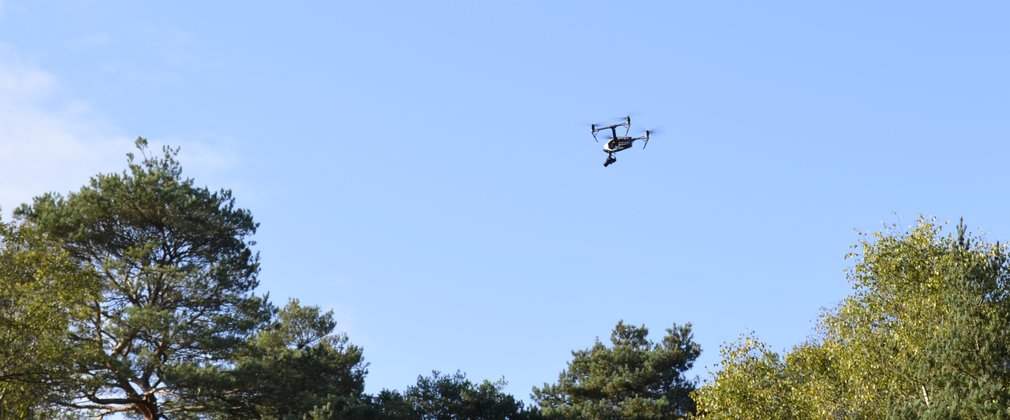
2, 1, 1010, 401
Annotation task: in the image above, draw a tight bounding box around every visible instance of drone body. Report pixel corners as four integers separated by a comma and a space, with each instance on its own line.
591, 116, 651, 167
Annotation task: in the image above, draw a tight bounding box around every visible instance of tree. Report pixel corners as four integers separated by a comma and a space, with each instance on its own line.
367, 371, 539, 420
0, 219, 98, 417
14, 138, 268, 418
826, 218, 1010, 417
694, 218, 1010, 418
190, 299, 369, 419
690, 335, 833, 419
533, 321, 701, 419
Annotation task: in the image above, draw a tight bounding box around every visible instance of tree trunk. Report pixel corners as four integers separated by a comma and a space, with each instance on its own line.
134, 401, 159, 420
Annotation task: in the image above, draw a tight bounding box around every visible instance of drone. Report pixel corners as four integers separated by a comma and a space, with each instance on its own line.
591, 116, 652, 167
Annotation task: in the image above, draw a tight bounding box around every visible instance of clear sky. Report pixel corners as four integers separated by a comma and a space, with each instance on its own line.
2, 1, 1010, 401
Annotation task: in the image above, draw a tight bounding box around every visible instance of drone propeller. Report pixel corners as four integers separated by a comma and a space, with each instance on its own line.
640, 128, 661, 149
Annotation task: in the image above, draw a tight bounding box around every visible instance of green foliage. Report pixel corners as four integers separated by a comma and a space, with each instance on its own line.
192, 299, 369, 419
695, 218, 1010, 418
533, 321, 701, 419
14, 138, 268, 418
368, 371, 539, 420
690, 335, 794, 419
0, 219, 98, 417
690, 336, 846, 419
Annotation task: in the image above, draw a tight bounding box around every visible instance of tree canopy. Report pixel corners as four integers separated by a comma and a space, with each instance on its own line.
0, 218, 98, 417
193, 299, 369, 419
13, 138, 269, 417
365, 371, 538, 420
694, 218, 1010, 418
533, 321, 701, 419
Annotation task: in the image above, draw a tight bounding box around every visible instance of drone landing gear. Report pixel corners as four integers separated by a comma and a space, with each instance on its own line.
603, 154, 617, 167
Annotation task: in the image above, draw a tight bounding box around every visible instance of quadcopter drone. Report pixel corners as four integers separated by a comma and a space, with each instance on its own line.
591, 116, 652, 167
